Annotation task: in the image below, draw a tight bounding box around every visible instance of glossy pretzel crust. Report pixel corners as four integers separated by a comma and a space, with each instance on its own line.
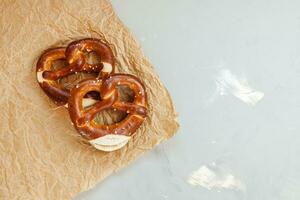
36, 38, 115, 105
68, 74, 148, 140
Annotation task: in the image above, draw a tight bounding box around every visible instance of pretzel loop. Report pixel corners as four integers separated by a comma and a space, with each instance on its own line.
68, 74, 148, 141
66, 38, 115, 76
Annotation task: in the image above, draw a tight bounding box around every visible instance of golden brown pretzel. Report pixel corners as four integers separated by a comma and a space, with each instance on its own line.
68, 74, 148, 151
36, 38, 115, 105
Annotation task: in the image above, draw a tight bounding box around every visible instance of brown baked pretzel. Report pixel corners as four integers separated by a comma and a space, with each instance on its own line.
36, 38, 115, 105
68, 74, 148, 143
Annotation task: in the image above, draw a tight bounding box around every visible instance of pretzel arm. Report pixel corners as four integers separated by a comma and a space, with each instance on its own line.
80, 99, 114, 123
42, 63, 77, 80
113, 101, 147, 117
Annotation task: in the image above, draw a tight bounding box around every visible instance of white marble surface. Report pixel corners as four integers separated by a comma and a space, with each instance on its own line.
75, 0, 300, 199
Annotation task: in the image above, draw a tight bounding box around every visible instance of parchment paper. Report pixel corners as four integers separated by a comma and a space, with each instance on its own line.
0, 0, 179, 199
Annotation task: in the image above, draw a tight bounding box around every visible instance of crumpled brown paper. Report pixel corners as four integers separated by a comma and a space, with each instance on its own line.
0, 0, 179, 199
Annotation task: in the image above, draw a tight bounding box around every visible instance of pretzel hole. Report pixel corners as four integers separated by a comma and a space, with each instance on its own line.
51, 59, 68, 70
84, 51, 101, 65
93, 109, 127, 125
118, 85, 134, 103
51, 58, 99, 91
85, 91, 101, 101
82, 91, 101, 110
59, 72, 98, 90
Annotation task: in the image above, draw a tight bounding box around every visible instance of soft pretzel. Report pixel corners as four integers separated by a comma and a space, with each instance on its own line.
36, 38, 115, 105
68, 74, 148, 151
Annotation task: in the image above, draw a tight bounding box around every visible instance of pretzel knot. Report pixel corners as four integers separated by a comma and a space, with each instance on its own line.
68, 74, 148, 151
36, 38, 115, 105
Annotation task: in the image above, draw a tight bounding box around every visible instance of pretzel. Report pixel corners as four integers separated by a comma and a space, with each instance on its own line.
36, 38, 115, 106
68, 74, 148, 151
